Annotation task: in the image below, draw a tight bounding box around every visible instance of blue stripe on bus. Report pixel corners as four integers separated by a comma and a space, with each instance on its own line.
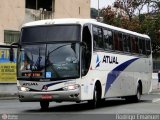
45, 80, 68, 88
42, 79, 75, 90
105, 58, 139, 95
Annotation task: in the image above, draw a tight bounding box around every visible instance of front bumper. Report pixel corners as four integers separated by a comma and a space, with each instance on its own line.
18, 89, 80, 102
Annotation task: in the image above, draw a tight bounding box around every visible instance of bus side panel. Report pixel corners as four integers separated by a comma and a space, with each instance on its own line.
90, 52, 152, 99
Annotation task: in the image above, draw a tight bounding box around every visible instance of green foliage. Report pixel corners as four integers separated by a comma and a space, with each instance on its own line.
100, 0, 160, 56
91, 8, 98, 19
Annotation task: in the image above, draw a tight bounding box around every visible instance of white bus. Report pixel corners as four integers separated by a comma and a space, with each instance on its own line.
11, 19, 152, 109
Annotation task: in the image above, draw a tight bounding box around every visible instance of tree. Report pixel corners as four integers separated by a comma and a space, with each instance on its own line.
113, 0, 139, 21
100, 6, 118, 26
100, 0, 160, 56
91, 8, 98, 19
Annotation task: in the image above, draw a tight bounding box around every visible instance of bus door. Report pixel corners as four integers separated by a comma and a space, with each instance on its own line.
81, 24, 92, 100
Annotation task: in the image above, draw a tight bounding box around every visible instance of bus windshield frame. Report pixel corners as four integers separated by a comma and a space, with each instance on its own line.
17, 24, 81, 81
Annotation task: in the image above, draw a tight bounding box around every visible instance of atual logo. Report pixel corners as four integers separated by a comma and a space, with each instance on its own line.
23, 82, 38, 86
95, 55, 101, 68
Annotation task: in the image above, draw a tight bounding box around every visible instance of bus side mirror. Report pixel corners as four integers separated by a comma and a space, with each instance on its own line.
146, 50, 151, 56
9, 48, 14, 62
9, 42, 19, 62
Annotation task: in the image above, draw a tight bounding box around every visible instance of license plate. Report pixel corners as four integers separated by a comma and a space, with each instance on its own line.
41, 94, 52, 100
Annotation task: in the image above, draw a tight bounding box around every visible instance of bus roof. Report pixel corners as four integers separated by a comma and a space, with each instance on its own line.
22, 18, 150, 39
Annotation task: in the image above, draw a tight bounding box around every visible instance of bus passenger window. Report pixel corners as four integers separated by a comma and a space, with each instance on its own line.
135, 37, 139, 53
93, 26, 103, 50
123, 34, 131, 52
139, 38, 145, 55
142, 39, 146, 55
118, 33, 123, 51
146, 40, 151, 55
114, 32, 123, 51
114, 32, 119, 51
128, 36, 131, 52
103, 29, 113, 50
131, 37, 139, 54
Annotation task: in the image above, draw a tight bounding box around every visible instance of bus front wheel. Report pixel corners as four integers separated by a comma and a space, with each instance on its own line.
88, 85, 100, 108
40, 101, 49, 110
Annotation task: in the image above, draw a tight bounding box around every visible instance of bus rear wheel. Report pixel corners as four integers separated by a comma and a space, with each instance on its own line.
40, 101, 49, 110
125, 84, 142, 102
133, 84, 142, 102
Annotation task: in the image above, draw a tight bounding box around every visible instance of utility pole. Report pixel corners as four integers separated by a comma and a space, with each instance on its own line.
98, 0, 100, 18
97, 0, 103, 22
36, 0, 38, 10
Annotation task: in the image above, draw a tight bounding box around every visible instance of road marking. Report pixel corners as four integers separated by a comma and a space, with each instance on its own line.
152, 98, 160, 103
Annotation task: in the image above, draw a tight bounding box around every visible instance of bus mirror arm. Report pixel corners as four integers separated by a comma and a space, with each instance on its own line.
10, 42, 20, 47
9, 42, 20, 62
80, 42, 87, 49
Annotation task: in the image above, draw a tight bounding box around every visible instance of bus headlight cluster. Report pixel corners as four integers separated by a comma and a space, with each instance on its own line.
19, 86, 30, 92
63, 84, 80, 91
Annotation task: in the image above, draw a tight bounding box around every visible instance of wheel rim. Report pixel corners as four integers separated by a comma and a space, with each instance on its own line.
137, 87, 141, 100
94, 89, 97, 106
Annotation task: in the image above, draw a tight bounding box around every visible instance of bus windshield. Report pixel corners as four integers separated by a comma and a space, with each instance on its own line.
17, 43, 80, 80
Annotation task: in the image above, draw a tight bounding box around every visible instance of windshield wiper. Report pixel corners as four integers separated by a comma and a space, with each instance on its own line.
45, 44, 71, 78
35, 48, 42, 70
29, 51, 34, 79
46, 44, 71, 62
48, 44, 70, 58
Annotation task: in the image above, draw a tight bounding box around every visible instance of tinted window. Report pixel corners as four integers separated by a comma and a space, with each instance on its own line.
114, 32, 118, 50
119, 33, 123, 51
139, 38, 146, 55
93, 26, 103, 49
123, 34, 131, 52
21, 25, 81, 43
103, 29, 113, 50
146, 39, 151, 55
131, 36, 139, 53
114, 32, 123, 51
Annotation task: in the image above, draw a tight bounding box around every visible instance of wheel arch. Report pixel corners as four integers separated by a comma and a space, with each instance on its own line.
94, 80, 102, 99
138, 80, 143, 95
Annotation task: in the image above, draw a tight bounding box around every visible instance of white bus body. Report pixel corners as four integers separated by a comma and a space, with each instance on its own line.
16, 19, 152, 109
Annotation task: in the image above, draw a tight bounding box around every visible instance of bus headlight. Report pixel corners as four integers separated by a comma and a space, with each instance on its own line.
20, 87, 30, 92
63, 84, 80, 91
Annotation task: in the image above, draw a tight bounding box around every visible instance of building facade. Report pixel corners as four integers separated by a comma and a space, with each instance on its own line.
0, 0, 90, 44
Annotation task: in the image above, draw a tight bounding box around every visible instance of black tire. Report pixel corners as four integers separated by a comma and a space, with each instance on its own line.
40, 101, 49, 110
132, 84, 141, 102
125, 84, 141, 103
88, 86, 100, 108
125, 84, 142, 102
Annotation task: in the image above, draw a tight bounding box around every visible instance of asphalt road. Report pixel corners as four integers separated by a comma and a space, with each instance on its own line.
0, 94, 160, 120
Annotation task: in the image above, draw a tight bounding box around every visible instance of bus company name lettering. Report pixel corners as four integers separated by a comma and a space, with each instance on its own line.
23, 83, 38, 86
102, 55, 119, 64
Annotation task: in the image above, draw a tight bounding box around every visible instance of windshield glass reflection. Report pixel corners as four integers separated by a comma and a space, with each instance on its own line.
18, 43, 80, 80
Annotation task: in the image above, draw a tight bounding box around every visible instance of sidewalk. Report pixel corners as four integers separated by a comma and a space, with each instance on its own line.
151, 78, 160, 94
0, 83, 18, 100
0, 92, 18, 100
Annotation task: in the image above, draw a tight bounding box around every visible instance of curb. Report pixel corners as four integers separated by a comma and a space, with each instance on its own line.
0, 92, 18, 100
150, 89, 160, 94
152, 98, 160, 103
